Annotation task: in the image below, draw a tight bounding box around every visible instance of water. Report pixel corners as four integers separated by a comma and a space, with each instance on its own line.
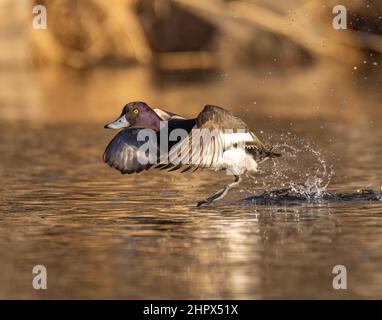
1, 68, 382, 299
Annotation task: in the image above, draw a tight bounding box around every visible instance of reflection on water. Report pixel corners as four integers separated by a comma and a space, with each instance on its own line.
0, 68, 382, 299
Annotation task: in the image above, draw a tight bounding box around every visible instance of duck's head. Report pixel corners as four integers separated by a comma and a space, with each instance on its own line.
104, 101, 161, 131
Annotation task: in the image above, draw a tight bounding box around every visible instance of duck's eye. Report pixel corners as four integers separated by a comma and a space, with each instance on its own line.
132, 108, 139, 115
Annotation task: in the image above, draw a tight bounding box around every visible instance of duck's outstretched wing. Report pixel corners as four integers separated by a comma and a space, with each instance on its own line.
103, 128, 157, 174
196, 105, 263, 148
197, 105, 281, 161
163, 105, 268, 172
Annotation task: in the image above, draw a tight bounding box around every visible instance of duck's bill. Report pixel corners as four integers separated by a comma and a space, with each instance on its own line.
104, 115, 130, 129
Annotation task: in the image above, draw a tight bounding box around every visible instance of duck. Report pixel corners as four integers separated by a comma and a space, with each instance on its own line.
104, 101, 281, 206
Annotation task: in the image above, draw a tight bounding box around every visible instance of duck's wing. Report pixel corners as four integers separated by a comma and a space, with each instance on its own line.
103, 128, 157, 174
163, 105, 266, 172
196, 105, 262, 146
153, 108, 186, 121
197, 105, 281, 161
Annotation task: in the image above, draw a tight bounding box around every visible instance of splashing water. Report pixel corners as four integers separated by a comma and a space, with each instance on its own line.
251, 134, 334, 200
287, 145, 334, 200
240, 133, 382, 204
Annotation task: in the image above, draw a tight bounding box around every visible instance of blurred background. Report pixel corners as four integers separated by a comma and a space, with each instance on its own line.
1, 0, 382, 299
1, 0, 381, 123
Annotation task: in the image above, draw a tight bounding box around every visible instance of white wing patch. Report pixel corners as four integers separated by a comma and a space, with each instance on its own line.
158, 128, 260, 174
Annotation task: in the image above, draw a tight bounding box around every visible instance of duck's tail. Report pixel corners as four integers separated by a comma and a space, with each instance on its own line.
249, 146, 281, 163
265, 146, 282, 159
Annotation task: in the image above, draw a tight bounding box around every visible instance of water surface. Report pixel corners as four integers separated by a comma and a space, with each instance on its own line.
0, 68, 382, 299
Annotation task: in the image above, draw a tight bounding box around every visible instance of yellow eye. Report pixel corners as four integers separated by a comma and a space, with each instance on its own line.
132, 108, 139, 115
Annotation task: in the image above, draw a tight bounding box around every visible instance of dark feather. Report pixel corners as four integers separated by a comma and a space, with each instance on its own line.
103, 117, 196, 174
196, 105, 250, 130
103, 128, 157, 174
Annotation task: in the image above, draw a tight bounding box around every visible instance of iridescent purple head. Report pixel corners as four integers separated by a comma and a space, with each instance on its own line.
104, 101, 161, 131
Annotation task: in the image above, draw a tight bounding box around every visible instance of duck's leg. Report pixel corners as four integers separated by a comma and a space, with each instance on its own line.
197, 175, 242, 207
